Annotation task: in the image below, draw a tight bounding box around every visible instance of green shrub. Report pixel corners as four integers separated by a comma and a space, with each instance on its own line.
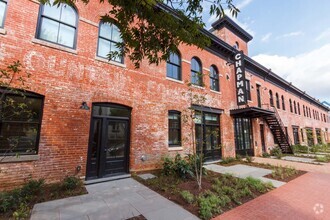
12, 203, 29, 220
162, 156, 175, 176
235, 154, 242, 161
293, 145, 309, 153
162, 154, 196, 179
62, 176, 81, 191
271, 166, 298, 180
198, 191, 221, 220
180, 190, 194, 204
315, 156, 329, 163
270, 147, 283, 159
245, 176, 272, 193
262, 152, 271, 158
245, 155, 254, 163
221, 157, 236, 164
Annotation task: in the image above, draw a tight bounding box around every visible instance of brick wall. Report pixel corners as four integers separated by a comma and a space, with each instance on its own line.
0, 0, 329, 191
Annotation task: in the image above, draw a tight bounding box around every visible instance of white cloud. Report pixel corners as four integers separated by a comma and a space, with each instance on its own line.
315, 28, 330, 41
252, 44, 330, 102
276, 31, 304, 39
261, 33, 272, 42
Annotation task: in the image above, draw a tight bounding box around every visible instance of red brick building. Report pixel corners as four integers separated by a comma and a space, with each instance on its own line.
0, 0, 329, 190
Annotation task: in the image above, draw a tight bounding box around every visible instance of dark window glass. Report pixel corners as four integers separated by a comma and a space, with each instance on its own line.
303, 105, 306, 116
37, 1, 77, 48
275, 93, 280, 109
269, 90, 274, 107
245, 80, 251, 100
0, 91, 44, 155
297, 103, 300, 115
0, 0, 7, 28
166, 52, 181, 80
294, 101, 297, 114
210, 65, 219, 91
234, 118, 252, 153
195, 112, 221, 161
168, 111, 181, 146
281, 95, 285, 110
97, 22, 123, 63
92, 105, 130, 118
292, 126, 300, 145
316, 128, 322, 144
191, 57, 202, 86
289, 99, 293, 112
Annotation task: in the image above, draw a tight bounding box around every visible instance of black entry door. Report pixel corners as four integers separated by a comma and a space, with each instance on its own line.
260, 124, 266, 152
86, 104, 131, 180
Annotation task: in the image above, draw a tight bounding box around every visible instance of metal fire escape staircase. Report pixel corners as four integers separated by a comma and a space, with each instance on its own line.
263, 107, 293, 154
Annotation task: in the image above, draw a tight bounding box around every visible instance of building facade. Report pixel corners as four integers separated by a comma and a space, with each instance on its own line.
0, 0, 329, 190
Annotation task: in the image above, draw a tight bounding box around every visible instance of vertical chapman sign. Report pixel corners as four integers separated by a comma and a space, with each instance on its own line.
234, 51, 247, 105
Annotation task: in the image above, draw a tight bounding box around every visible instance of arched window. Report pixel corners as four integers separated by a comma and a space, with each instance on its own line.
281, 95, 285, 110
0, 89, 44, 156
303, 105, 306, 116
36, 0, 78, 48
269, 90, 274, 107
289, 99, 293, 112
210, 65, 219, 91
294, 101, 297, 114
97, 22, 123, 63
166, 51, 181, 80
0, 0, 7, 28
297, 102, 301, 115
191, 57, 203, 86
168, 111, 181, 146
233, 41, 239, 49
276, 93, 280, 109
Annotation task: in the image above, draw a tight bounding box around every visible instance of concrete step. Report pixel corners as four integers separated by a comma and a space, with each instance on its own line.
84, 174, 131, 185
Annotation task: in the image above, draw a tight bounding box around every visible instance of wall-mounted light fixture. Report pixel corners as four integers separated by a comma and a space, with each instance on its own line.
80, 101, 90, 110
225, 58, 234, 66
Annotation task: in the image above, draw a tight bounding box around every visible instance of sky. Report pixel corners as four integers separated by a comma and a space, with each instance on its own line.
202, 0, 330, 103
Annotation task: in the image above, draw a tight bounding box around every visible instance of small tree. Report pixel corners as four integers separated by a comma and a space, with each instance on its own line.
182, 72, 220, 190
0, 61, 32, 161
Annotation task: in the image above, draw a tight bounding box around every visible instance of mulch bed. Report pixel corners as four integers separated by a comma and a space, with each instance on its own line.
133, 170, 270, 218
264, 170, 307, 182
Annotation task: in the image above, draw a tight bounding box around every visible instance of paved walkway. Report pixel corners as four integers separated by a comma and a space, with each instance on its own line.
204, 164, 285, 188
253, 157, 330, 174
214, 172, 330, 220
31, 178, 199, 220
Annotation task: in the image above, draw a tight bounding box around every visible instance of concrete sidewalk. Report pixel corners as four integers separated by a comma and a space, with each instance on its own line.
204, 164, 286, 188
31, 178, 199, 220
214, 172, 330, 220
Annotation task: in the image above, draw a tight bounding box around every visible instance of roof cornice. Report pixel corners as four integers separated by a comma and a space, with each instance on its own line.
211, 16, 253, 42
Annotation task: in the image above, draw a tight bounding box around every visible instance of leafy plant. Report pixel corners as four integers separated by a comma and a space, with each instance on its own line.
12, 203, 29, 220
180, 190, 194, 204
162, 154, 194, 179
62, 176, 81, 191
270, 147, 283, 159
245, 176, 272, 193
221, 157, 236, 164
262, 152, 271, 158
245, 154, 254, 163
198, 191, 222, 220
271, 166, 298, 180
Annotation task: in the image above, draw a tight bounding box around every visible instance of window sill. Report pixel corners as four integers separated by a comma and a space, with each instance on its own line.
95, 56, 126, 68
168, 146, 183, 151
166, 77, 184, 84
248, 100, 253, 103
191, 84, 205, 89
0, 155, 39, 163
210, 90, 221, 95
32, 38, 77, 55
0, 28, 6, 35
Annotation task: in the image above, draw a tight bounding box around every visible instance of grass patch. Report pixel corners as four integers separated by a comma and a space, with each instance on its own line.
0, 177, 87, 219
